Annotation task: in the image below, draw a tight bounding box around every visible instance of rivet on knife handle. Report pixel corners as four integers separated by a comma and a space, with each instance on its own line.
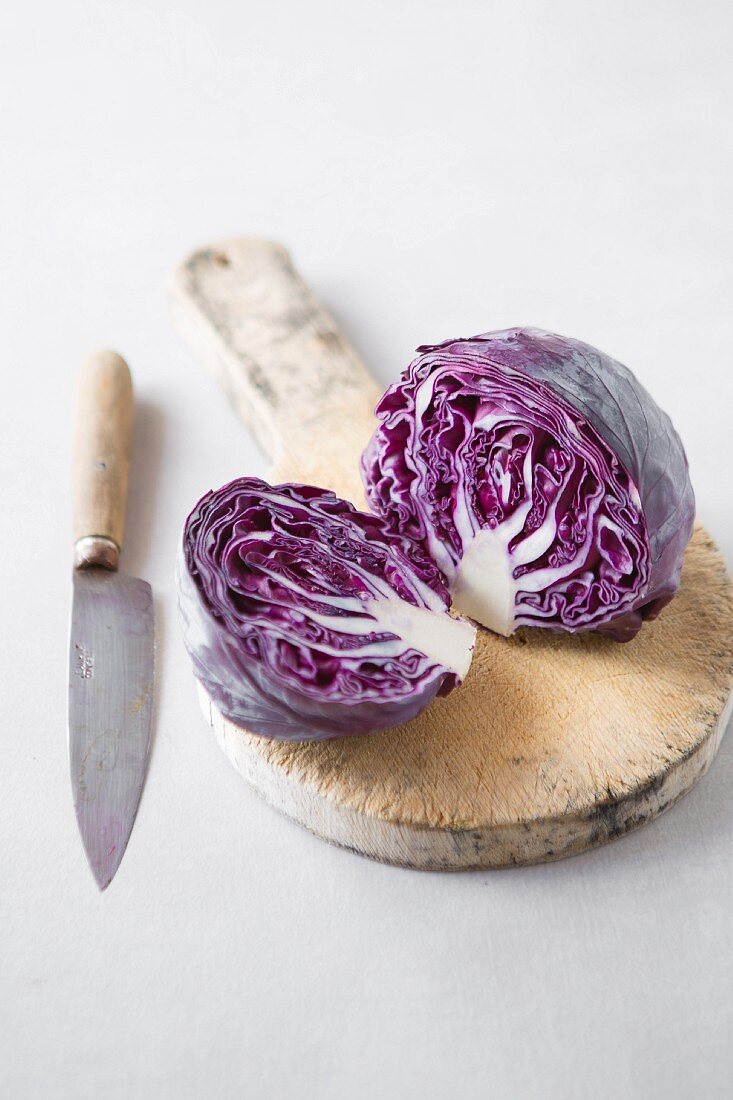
72, 350, 133, 571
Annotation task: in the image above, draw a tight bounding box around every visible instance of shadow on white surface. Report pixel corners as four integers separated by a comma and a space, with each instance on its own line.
124, 398, 165, 582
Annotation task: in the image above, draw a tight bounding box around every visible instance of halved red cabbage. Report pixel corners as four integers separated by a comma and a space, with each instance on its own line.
178, 478, 475, 741
362, 328, 695, 642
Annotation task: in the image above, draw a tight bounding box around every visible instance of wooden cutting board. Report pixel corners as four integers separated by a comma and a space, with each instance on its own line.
171, 238, 733, 870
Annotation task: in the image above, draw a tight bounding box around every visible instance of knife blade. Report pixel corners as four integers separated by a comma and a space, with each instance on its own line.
68, 351, 154, 890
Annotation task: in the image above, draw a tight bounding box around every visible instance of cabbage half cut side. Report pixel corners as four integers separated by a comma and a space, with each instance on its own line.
178, 478, 476, 741
362, 329, 695, 642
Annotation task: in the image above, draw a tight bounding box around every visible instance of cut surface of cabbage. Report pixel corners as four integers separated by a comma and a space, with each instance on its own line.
362, 328, 695, 641
178, 478, 476, 741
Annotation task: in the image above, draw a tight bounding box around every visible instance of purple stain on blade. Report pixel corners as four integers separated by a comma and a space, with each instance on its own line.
361, 328, 695, 641
95, 821, 123, 889
76, 807, 128, 890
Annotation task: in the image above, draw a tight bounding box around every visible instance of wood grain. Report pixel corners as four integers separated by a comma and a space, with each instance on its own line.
72, 350, 133, 557
170, 239, 378, 505
171, 238, 733, 869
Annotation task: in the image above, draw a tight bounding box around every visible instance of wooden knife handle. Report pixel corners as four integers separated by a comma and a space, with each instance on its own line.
72, 350, 134, 570
169, 239, 381, 506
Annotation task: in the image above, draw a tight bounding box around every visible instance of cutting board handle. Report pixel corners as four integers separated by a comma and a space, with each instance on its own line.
72, 350, 134, 570
170, 239, 381, 505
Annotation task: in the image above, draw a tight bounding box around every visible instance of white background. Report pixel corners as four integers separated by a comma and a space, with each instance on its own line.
2, 2, 732, 1098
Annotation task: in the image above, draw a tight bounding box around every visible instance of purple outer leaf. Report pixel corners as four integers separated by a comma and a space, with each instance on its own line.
361, 328, 695, 642
178, 478, 475, 741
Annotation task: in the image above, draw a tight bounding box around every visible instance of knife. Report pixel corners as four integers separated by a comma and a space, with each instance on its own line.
68, 351, 154, 890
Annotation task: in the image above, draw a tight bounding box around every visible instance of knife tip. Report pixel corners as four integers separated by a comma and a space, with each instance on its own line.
87, 840, 126, 891
92, 865, 115, 891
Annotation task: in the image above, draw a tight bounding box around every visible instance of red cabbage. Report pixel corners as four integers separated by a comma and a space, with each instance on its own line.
362, 328, 695, 642
178, 478, 475, 741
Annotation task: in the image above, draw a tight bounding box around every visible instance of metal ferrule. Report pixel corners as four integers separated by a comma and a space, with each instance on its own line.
73, 536, 120, 571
